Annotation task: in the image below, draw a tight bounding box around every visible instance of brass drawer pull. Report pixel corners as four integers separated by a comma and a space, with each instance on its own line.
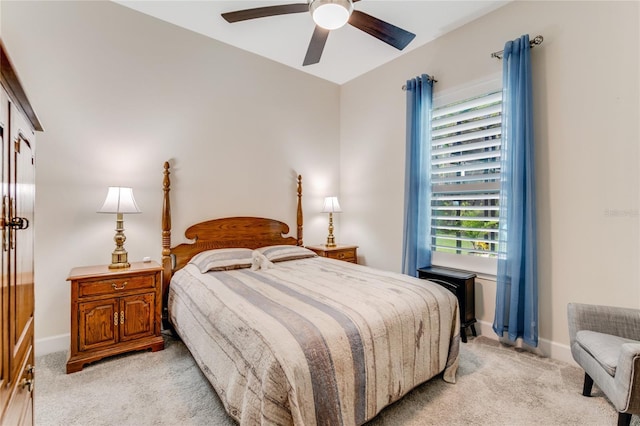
114, 312, 118, 326
111, 281, 128, 290
120, 311, 125, 325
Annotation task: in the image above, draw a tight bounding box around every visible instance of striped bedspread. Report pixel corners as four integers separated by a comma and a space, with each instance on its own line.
168, 256, 460, 426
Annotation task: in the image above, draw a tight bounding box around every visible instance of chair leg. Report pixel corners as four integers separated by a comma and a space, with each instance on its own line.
617, 412, 631, 426
582, 373, 594, 396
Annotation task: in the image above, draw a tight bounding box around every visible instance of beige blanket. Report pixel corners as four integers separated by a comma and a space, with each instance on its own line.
169, 257, 460, 425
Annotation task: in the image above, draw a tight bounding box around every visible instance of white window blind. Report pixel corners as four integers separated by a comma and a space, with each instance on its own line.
431, 90, 502, 257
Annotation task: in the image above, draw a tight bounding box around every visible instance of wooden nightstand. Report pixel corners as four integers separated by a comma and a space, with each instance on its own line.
66, 261, 165, 373
306, 244, 358, 264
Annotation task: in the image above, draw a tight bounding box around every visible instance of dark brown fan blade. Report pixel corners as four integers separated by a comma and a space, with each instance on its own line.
303, 26, 330, 66
222, 3, 309, 23
348, 10, 415, 50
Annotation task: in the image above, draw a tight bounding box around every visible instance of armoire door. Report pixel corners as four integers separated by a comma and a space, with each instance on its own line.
3, 104, 36, 424
0, 39, 42, 425
0, 87, 9, 418
10, 118, 35, 378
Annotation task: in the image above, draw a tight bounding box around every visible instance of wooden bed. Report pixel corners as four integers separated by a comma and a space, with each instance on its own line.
160, 161, 460, 426
160, 161, 304, 320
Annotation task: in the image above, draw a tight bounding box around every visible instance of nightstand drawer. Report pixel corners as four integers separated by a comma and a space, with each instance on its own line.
306, 244, 359, 264
78, 274, 155, 298
326, 249, 356, 262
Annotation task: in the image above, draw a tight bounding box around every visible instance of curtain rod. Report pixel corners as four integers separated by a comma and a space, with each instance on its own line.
400, 34, 543, 90
401, 75, 437, 91
491, 35, 544, 59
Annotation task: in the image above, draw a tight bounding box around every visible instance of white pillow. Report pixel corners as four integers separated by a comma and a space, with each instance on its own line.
256, 245, 317, 263
188, 248, 253, 273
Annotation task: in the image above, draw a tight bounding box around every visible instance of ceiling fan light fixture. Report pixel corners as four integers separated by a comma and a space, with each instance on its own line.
310, 0, 353, 30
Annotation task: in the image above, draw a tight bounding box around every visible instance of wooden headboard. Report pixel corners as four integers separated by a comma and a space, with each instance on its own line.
160, 162, 303, 318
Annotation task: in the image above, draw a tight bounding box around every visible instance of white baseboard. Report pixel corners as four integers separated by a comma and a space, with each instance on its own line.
35, 333, 69, 357
473, 320, 577, 367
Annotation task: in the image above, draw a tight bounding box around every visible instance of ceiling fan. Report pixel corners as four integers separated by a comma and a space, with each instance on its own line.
221, 0, 416, 66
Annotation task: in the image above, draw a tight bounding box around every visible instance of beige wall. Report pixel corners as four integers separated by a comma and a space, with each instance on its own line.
1, 0, 340, 353
340, 0, 639, 360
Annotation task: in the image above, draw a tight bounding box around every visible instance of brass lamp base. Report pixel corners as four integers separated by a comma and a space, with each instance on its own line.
109, 262, 130, 269
109, 253, 130, 269
325, 212, 337, 248
109, 213, 131, 269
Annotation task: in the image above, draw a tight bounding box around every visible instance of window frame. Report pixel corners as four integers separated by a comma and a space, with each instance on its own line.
429, 75, 502, 277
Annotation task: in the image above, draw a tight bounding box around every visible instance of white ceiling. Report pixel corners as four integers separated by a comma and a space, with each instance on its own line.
114, 1, 509, 85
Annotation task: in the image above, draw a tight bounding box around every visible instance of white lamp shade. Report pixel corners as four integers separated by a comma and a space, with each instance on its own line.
310, 0, 353, 30
322, 196, 342, 213
98, 187, 141, 214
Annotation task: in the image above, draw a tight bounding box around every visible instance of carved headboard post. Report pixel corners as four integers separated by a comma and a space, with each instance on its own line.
161, 162, 172, 325
297, 174, 303, 246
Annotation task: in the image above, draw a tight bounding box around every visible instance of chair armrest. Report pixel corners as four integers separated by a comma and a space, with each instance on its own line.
568, 303, 640, 345
615, 343, 640, 412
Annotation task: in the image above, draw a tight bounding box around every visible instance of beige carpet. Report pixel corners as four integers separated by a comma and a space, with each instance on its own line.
35, 333, 637, 425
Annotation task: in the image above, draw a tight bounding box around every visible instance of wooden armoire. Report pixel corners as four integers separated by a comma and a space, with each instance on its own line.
0, 40, 42, 425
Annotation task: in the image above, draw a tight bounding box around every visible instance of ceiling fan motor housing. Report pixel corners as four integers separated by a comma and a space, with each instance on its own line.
309, 0, 354, 30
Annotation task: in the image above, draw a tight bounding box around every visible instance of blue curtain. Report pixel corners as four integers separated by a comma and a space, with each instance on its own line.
493, 35, 538, 347
402, 74, 433, 276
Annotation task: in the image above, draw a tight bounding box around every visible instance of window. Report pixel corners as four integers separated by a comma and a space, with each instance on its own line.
430, 90, 502, 261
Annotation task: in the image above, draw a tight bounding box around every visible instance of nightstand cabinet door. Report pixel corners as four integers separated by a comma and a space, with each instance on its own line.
120, 293, 155, 342
79, 300, 118, 351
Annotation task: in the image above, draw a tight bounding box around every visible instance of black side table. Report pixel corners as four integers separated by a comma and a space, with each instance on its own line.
417, 266, 477, 343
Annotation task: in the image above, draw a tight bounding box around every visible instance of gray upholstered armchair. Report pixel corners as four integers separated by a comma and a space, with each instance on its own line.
568, 303, 640, 426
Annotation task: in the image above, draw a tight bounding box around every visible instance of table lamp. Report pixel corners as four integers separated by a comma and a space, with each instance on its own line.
322, 196, 341, 247
98, 186, 141, 269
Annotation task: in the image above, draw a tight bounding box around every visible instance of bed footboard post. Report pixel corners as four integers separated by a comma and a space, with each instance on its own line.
297, 174, 303, 246
162, 161, 172, 327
